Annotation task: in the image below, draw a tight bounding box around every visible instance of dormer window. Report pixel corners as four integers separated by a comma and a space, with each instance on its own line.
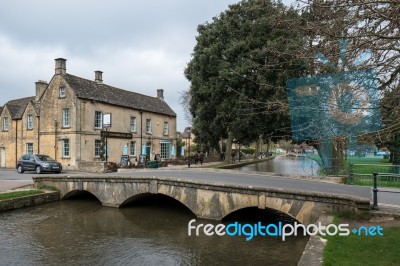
27, 114, 33, 130
163, 122, 169, 135
59, 87, 66, 98
3, 117, 9, 131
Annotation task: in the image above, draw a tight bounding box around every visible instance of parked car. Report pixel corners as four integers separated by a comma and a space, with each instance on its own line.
17, 154, 62, 174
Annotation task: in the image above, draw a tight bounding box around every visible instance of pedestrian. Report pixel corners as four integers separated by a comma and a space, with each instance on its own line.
200, 151, 204, 165
195, 151, 201, 164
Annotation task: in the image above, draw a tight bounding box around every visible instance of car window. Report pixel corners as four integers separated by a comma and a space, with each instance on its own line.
22, 155, 30, 160
29, 155, 35, 161
36, 155, 54, 161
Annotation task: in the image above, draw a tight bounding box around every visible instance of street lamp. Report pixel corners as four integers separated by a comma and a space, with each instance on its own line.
188, 127, 191, 168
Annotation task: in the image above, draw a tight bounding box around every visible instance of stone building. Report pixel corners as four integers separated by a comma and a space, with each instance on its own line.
0, 58, 177, 170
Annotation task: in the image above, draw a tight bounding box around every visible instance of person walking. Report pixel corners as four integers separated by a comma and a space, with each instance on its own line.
199, 151, 205, 165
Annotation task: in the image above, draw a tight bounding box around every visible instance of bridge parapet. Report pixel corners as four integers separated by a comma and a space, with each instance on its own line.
33, 176, 370, 225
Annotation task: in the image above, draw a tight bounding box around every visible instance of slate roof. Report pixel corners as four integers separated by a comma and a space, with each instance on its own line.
3, 97, 35, 119
0, 106, 3, 115
64, 74, 176, 117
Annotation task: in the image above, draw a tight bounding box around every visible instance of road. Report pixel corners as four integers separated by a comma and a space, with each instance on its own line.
1, 167, 399, 207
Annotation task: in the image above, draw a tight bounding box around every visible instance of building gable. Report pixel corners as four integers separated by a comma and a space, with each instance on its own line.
24, 101, 39, 116
3, 97, 35, 120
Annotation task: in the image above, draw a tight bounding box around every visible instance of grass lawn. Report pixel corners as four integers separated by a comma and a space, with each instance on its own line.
308, 154, 389, 168
323, 214, 400, 266
307, 154, 400, 188
0, 190, 43, 200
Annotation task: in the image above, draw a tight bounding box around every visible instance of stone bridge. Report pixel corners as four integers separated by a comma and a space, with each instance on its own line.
33, 176, 370, 225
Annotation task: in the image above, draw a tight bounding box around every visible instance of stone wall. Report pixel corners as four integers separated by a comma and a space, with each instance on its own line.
33, 176, 371, 224
0, 191, 60, 212
77, 161, 107, 173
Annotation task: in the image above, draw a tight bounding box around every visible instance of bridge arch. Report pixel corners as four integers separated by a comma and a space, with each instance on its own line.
218, 195, 319, 225
62, 189, 102, 203
119, 192, 197, 217
222, 206, 300, 224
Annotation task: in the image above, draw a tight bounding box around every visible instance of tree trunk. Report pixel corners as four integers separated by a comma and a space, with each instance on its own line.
390, 133, 400, 165
255, 136, 261, 159
225, 131, 233, 163
266, 138, 271, 155
332, 137, 346, 172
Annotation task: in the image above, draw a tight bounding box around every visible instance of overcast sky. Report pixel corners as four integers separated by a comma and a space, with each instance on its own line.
0, 0, 294, 132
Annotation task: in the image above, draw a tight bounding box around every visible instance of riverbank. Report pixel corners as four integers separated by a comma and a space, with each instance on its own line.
298, 208, 400, 266
215, 156, 275, 169
0, 185, 59, 212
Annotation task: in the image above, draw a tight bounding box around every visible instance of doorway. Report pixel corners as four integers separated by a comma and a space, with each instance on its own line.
0, 148, 5, 168
146, 143, 151, 161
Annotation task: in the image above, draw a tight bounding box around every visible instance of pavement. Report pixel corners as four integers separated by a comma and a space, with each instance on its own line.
0, 180, 34, 192
0, 168, 34, 193
0, 162, 214, 193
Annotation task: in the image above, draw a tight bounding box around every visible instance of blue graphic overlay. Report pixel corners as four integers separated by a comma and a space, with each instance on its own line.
286, 41, 382, 168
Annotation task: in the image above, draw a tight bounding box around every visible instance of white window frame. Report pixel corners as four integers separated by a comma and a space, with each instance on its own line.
146, 119, 152, 133
160, 140, 171, 159
3, 117, 9, 131
62, 108, 70, 127
95, 111, 103, 129
26, 143, 34, 154
130, 116, 137, 132
27, 114, 33, 130
95, 139, 102, 157
130, 141, 136, 156
59, 87, 66, 98
163, 121, 169, 135
62, 139, 70, 157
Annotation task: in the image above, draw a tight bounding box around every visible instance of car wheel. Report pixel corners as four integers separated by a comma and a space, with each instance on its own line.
17, 165, 24, 174
35, 166, 42, 174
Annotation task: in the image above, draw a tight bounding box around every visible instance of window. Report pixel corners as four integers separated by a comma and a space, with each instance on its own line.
163, 122, 169, 135
95, 140, 102, 157
59, 87, 66, 98
62, 139, 70, 157
95, 111, 102, 129
3, 117, 9, 131
160, 140, 171, 159
146, 119, 152, 133
26, 143, 33, 154
130, 141, 136, 156
62, 108, 70, 127
130, 117, 137, 132
27, 114, 33, 130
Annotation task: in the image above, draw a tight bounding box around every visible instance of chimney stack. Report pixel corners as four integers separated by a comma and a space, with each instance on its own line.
157, 89, 164, 101
35, 80, 48, 101
55, 58, 67, 75
95, 70, 103, 84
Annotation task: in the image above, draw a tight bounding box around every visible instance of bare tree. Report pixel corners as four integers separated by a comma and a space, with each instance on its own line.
290, 0, 400, 166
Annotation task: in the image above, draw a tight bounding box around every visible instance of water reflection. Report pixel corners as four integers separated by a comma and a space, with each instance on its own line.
239, 156, 320, 175
0, 195, 309, 265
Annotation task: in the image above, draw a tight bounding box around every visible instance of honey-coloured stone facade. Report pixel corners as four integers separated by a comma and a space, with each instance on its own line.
0, 58, 177, 170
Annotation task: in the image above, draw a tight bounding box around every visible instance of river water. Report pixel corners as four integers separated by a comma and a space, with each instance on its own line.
0, 195, 309, 265
239, 156, 320, 176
